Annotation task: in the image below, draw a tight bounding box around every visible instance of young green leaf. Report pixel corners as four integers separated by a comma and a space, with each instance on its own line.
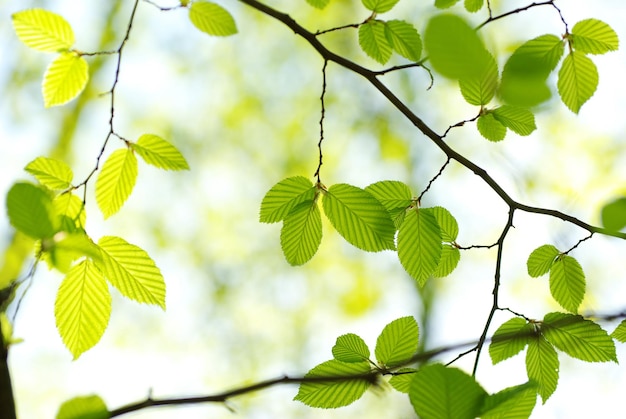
55, 260, 111, 359
361, 0, 400, 13
364, 180, 413, 229
6, 182, 58, 239
25, 157, 73, 190
571, 19, 619, 55
542, 312, 617, 363
280, 200, 322, 266
45, 232, 103, 273
527, 244, 559, 277
95, 148, 138, 219
56, 395, 109, 419
432, 244, 460, 278
434, 0, 460, 8
97, 236, 166, 309
477, 113, 506, 142
12, 9, 74, 52
375, 316, 419, 368
132, 134, 189, 171
384, 20, 422, 62
600, 197, 626, 231
480, 382, 537, 419
464, 0, 483, 12
332, 333, 370, 363
294, 359, 372, 408
306, 0, 331, 8
410, 364, 487, 419
189, 1, 237, 36
430, 206, 458, 242
557, 51, 598, 113
611, 320, 626, 343
389, 368, 417, 393
397, 207, 442, 286
359, 20, 393, 64
492, 106, 536, 136
260, 177, 316, 223
459, 52, 498, 106
489, 317, 533, 364
323, 183, 396, 252
549, 255, 585, 313
43, 52, 89, 107
54, 193, 86, 230
526, 335, 559, 403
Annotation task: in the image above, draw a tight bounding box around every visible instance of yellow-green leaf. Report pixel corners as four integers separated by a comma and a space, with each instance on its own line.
527, 244, 559, 277
12, 8, 74, 52
464, 0, 483, 12
260, 176, 316, 223
611, 320, 626, 343
432, 244, 460, 278
280, 200, 322, 266
6, 182, 58, 239
492, 105, 536, 136
571, 19, 619, 55
25, 156, 73, 190
359, 20, 393, 64
132, 134, 189, 171
362, 0, 400, 13
549, 255, 585, 314
477, 113, 506, 142
53, 193, 86, 230
397, 207, 442, 286
306, 0, 331, 9
55, 260, 111, 359
375, 316, 419, 368
459, 52, 498, 106
526, 335, 559, 403
332, 333, 370, 363
43, 52, 89, 107
95, 148, 138, 219
385, 20, 422, 62
489, 317, 533, 364
56, 395, 108, 419
557, 51, 598, 113
189, 1, 237, 36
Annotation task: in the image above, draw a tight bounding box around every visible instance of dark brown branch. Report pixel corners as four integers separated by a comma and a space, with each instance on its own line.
476, 1, 556, 30
0, 320, 16, 419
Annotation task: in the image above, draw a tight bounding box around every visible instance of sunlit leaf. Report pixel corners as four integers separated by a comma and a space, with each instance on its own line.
56, 395, 108, 419
6, 182, 57, 239
459, 52, 498, 106
432, 244, 460, 278
43, 52, 89, 107
95, 148, 138, 219
375, 316, 419, 368
364, 180, 413, 229
526, 335, 559, 403
527, 244, 559, 277
45, 232, 102, 273
332, 333, 370, 363
132, 134, 189, 171
385, 20, 422, 62
97, 236, 166, 309
189, 1, 237, 36
53, 193, 86, 231
480, 382, 537, 418
611, 320, 626, 343
294, 360, 372, 408
557, 51, 598, 113
359, 20, 393, 64
280, 200, 322, 266
492, 106, 536, 136
397, 207, 442, 286
260, 176, 316, 223
489, 317, 533, 364
464, 0, 483, 12
600, 197, 626, 232
410, 364, 487, 419
434, 0, 460, 9
542, 312, 617, 362
25, 157, 73, 190
362, 0, 400, 13
430, 206, 458, 242
477, 113, 506, 142
549, 255, 585, 313
306, 0, 331, 8
571, 19, 619, 55
12, 8, 74, 52
55, 260, 111, 359
389, 368, 417, 393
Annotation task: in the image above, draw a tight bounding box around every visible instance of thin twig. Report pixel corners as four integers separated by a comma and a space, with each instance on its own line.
418, 157, 450, 202
314, 60, 328, 183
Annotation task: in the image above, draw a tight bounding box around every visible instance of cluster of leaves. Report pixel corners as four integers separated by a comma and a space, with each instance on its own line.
260, 178, 460, 285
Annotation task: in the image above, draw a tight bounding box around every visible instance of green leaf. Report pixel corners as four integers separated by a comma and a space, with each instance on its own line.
280, 200, 322, 266
542, 312, 617, 362
434, 0, 460, 9
306, 0, 331, 8
410, 364, 487, 419
55, 260, 111, 359
189, 1, 237, 36
549, 255, 585, 313
424, 14, 490, 80
45, 232, 103, 273
464, 0, 483, 12
260, 176, 316, 223
97, 236, 166, 309
557, 51, 598, 113
611, 320, 626, 343
25, 157, 73, 190
12, 9, 74, 52
527, 244, 559, 277
362, 0, 400, 13
492, 106, 536, 136
359, 21, 393, 64
323, 184, 396, 251
294, 360, 372, 408
600, 197, 626, 231
43, 52, 89, 107
6, 182, 57, 239
432, 244, 460, 278
95, 148, 138, 219
459, 52, 498, 106
430, 206, 458, 242
499, 35, 564, 107
477, 113, 506, 142
397, 207, 442, 286
489, 317, 533, 364
571, 19, 619, 55
389, 368, 417, 393
385, 20, 422, 62
526, 335, 559, 403
332, 333, 371, 363
480, 382, 537, 418
54, 193, 86, 230
364, 180, 413, 229
375, 316, 419, 368
132, 134, 189, 171
56, 395, 108, 419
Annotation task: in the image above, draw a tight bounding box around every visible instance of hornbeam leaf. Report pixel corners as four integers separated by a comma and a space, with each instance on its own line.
397, 207, 442, 286
294, 359, 372, 408
434, 0, 460, 8
6, 182, 58, 239
280, 200, 322, 266
527, 244, 559, 277
43, 52, 89, 107
132, 134, 189, 171
557, 51, 598, 113
459, 52, 498, 106
432, 244, 460, 278
323, 184, 395, 252
54, 192, 86, 230
306, 0, 331, 8
477, 113, 506, 142
56, 395, 109, 419
25, 157, 73, 190
364, 180, 413, 229
375, 316, 419, 368
571, 19, 619, 55
549, 255, 585, 313
189, 1, 237, 36
492, 105, 536, 136
389, 368, 417, 393
611, 320, 626, 343
260, 177, 316, 223
385, 20, 422, 62
542, 312, 617, 362
430, 206, 458, 242
359, 20, 393, 64
480, 382, 537, 418
464, 0, 484, 13
55, 260, 111, 359
600, 197, 626, 232
95, 148, 138, 219
332, 333, 370, 363
526, 335, 559, 403
362, 0, 400, 13
489, 317, 533, 364
97, 236, 166, 309
12, 8, 74, 52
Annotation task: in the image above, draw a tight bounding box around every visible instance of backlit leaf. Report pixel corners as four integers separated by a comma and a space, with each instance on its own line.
549, 255, 585, 313
464, 0, 483, 12
332, 333, 370, 363
359, 21, 393, 64
477, 113, 506, 142
365, 180, 413, 229
489, 317, 533, 364
95, 148, 138, 219
25, 157, 73, 190
557, 51, 598, 113
55, 260, 111, 359
12, 8, 74, 52
56, 395, 108, 419
434, 0, 460, 8
132, 134, 189, 171
480, 382, 537, 418
459, 52, 498, 106
385, 20, 422, 62
97, 236, 166, 309
432, 244, 460, 278
430, 206, 458, 242
323, 183, 396, 251
6, 182, 57, 239
492, 106, 536, 136
42, 52, 89, 107
397, 207, 442, 286
280, 200, 322, 265
362, 0, 400, 13
527, 244, 559, 277
45, 232, 102, 273
260, 176, 316, 223
526, 335, 559, 403
54, 193, 86, 230
375, 316, 419, 368
610, 320, 626, 343
189, 1, 237, 36
600, 197, 626, 231
389, 368, 417, 393
571, 19, 619, 55
306, 0, 331, 8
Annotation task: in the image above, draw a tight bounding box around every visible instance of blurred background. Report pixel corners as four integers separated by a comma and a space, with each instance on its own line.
1, 0, 626, 417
